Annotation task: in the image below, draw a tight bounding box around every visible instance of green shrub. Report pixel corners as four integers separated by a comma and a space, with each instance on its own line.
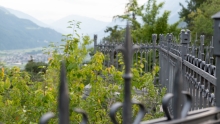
0, 21, 166, 123
25, 61, 47, 74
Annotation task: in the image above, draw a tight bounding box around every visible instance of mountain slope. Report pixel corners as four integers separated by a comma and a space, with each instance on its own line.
0, 9, 62, 50
7, 8, 49, 28
0, 6, 49, 28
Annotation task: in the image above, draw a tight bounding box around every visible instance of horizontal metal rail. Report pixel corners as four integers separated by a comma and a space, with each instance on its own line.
183, 60, 216, 86
160, 47, 216, 86
141, 107, 220, 124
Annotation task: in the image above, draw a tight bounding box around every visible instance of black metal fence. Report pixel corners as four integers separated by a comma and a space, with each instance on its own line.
95, 35, 157, 73
37, 12, 220, 124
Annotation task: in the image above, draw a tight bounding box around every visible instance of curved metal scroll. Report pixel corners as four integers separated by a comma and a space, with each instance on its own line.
133, 101, 146, 124
162, 91, 192, 120
181, 91, 192, 118
109, 101, 146, 124
39, 112, 55, 124
74, 108, 89, 124
109, 102, 123, 124
162, 93, 173, 120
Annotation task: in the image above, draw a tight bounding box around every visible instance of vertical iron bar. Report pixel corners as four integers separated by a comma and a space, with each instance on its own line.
115, 23, 139, 124
122, 24, 132, 124
145, 51, 147, 72
212, 12, 220, 107
153, 34, 156, 66
146, 50, 148, 72
160, 35, 164, 87
59, 61, 69, 124
210, 37, 214, 65
116, 51, 118, 69
199, 76, 203, 109
189, 68, 192, 110
172, 62, 183, 119
195, 71, 199, 110
136, 50, 138, 68
159, 35, 162, 86
110, 50, 114, 66
201, 36, 206, 108
140, 51, 143, 75
167, 34, 172, 92
94, 35, 97, 53
208, 82, 211, 107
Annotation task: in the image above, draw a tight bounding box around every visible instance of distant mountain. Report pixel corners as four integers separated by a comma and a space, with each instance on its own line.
0, 6, 65, 35
0, 0, 187, 50
0, 9, 62, 50
0, 6, 49, 28
50, 15, 110, 36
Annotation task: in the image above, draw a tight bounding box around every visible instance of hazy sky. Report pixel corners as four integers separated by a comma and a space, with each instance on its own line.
0, 0, 183, 23
0, 0, 141, 23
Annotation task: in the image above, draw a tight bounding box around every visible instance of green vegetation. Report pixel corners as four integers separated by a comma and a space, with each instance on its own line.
110, 0, 181, 43
0, 0, 219, 123
103, 25, 125, 42
0, 21, 166, 123
25, 59, 47, 74
24, 59, 48, 82
179, 0, 220, 44
179, 0, 207, 28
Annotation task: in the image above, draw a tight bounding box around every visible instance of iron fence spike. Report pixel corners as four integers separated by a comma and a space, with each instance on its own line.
59, 61, 69, 124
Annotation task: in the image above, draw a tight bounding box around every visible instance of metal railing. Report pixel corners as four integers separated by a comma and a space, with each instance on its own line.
37, 12, 220, 124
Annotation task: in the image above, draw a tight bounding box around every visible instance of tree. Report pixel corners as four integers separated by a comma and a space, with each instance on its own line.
103, 25, 125, 42
188, 0, 220, 43
24, 56, 48, 82
179, 0, 207, 28
25, 61, 47, 74
114, 0, 181, 43
0, 62, 5, 68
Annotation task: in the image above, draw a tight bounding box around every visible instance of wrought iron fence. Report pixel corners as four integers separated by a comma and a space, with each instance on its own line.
37, 11, 220, 124
96, 36, 157, 73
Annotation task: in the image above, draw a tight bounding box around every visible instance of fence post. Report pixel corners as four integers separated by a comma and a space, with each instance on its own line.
166, 34, 172, 92
180, 29, 190, 90
94, 35, 97, 53
159, 34, 164, 87
212, 11, 220, 107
